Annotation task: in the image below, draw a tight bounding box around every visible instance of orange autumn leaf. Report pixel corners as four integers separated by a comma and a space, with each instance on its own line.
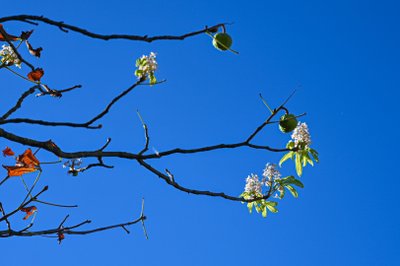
2, 148, 41, 177
20, 206, 37, 220
27, 68, 44, 82
2, 147, 14, 157
2, 165, 37, 177
0, 24, 20, 41
17, 148, 40, 167
25, 40, 43, 58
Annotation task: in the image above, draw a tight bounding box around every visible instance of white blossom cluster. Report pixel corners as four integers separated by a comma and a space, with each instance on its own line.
244, 174, 262, 195
244, 163, 282, 197
63, 158, 83, 175
135, 52, 157, 80
291, 122, 311, 147
0, 45, 21, 68
262, 163, 281, 183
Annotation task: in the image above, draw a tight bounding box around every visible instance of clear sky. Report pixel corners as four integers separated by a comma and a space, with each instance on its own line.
1, 1, 399, 265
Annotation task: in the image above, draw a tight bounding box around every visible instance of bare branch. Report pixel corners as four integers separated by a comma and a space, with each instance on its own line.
36, 84, 82, 97
0, 80, 144, 129
34, 199, 78, 208
0, 15, 225, 43
136, 159, 271, 203
0, 186, 48, 222
0, 210, 145, 239
83, 79, 144, 126
0, 202, 12, 231
1, 86, 37, 120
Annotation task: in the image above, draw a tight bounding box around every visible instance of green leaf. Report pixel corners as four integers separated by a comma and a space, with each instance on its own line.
291, 179, 304, 188
279, 176, 294, 186
262, 206, 267, 217
266, 204, 278, 213
302, 152, 307, 167
280, 176, 304, 188
265, 201, 278, 213
279, 151, 294, 167
295, 152, 303, 176
286, 141, 295, 149
134, 70, 143, 77
247, 202, 254, 213
309, 148, 319, 163
305, 152, 314, 166
286, 185, 299, 198
149, 73, 157, 85
278, 187, 285, 199
266, 201, 277, 207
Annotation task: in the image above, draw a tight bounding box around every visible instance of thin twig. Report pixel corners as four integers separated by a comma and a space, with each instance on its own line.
1, 86, 37, 120
0, 202, 12, 231
140, 198, 148, 240
0, 185, 48, 222
137, 159, 271, 203
137, 110, 150, 155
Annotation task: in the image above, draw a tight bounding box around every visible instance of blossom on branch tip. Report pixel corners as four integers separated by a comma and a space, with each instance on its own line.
0, 45, 21, 68
244, 174, 262, 195
262, 163, 281, 182
291, 122, 311, 148
63, 158, 83, 176
134, 52, 158, 85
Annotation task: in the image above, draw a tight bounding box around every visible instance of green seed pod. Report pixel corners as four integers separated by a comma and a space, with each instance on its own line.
212, 33, 233, 51
279, 114, 298, 133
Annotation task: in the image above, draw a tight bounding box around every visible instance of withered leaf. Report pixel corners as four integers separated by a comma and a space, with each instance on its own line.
25, 40, 43, 58
27, 68, 44, 82
20, 206, 37, 220
2, 147, 14, 157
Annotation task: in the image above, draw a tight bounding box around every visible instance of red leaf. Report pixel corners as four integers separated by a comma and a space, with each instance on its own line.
0, 24, 20, 41
3, 165, 37, 177
20, 206, 37, 220
2, 147, 14, 157
25, 40, 43, 58
27, 68, 44, 82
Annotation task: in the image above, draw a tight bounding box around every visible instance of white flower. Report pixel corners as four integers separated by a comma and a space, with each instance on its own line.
291, 122, 311, 147
244, 174, 262, 195
262, 163, 281, 182
0, 45, 21, 68
62, 158, 83, 171
135, 52, 158, 84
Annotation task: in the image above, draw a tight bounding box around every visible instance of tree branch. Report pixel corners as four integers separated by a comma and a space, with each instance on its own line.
0, 15, 225, 43
1, 86, 37, 120
0, 80, 144, 129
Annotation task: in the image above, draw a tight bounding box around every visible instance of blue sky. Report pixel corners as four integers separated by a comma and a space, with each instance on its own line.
1, 0, 399, 265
